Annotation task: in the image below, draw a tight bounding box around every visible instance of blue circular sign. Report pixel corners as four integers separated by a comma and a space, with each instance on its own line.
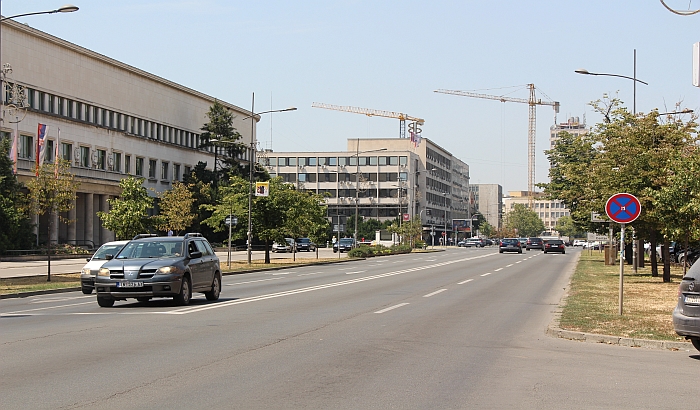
605, 193, 641, 224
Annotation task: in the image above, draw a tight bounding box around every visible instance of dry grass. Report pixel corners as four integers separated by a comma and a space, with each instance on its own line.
0, 274, 81, 295
560, 251, 683, 341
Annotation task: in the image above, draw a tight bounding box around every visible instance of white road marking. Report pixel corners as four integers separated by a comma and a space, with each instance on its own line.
425, 259, 436, 262
458, 279, 474, 285
30, 295, 93, 304
515, 261, 522, 264
375, 303, 409, 314
506, 264, 513, 267
345, 271, 366, 275
272, 272, 293, 275
297, 272, 323, 277
225, 277, 284, 286
3, 301, 94, 315
423, 289, 447, 298
480, 272, 492, 277
494, 268, 503, 271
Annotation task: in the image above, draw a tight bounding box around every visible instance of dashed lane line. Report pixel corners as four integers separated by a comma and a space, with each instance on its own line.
480, 272, 492, 277
225, 277, 284, 286
458, 279, 474, 285
345, 271, 366, 275
375, 303, 410, 314
494, 268, 503, 272
423, 289, 447, 298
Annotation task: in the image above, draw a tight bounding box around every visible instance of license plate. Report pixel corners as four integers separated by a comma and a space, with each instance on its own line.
116, 281, 143, 288
685, 295, 700, 305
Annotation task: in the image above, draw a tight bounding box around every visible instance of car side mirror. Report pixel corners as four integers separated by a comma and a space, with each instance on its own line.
190, 250, 202, 259
105, 254, 114, 260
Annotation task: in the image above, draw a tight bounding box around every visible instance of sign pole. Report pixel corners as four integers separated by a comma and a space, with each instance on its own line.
619, 223, 625, 315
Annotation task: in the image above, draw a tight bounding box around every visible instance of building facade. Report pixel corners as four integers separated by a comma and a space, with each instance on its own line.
266, 137, 473, 241
1, 19, 254, 247
469, 184, 503, 231
502, 191, 569, 233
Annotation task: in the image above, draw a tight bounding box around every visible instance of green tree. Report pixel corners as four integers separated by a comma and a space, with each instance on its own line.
504, 204, 544, 237
0, 137, 33, 251
554, 215, 583, 239
479, 220, 495, 238
199, 100, 245, 181
97, 176, 154, 240
25, 160, 79, 281
156, 181, 196, 235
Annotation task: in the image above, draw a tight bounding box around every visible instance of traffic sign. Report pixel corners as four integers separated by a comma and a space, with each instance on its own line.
224, 216, 238, 226
605, 193, 641, 224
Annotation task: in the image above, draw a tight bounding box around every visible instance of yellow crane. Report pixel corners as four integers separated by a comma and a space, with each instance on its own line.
311, 102, 424, 140
434, 84, 559, 206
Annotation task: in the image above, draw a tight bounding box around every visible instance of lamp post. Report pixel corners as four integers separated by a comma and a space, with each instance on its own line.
575, 49, 648, 115
352, 146, 386, 244
243, 93, 296, 264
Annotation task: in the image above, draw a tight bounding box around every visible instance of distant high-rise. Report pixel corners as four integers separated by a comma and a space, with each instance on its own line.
549, 116, 588, 154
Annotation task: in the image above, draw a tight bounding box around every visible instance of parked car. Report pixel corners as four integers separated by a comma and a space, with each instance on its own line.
80, 240, 130, 294
543, 239, 566, 254
526, 237, 544, 251
499, 238, 522, 254
459, 238, 483, 248
333, 238, 355, 253
272, 238, 293, 253
673, 261, 700, 352
94, 233, 221, 307
295, 237, 317, 252
573, 239, 586, 247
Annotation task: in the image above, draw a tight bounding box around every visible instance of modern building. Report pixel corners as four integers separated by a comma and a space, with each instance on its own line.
469, 184, 503, 231
265, 137, 473, 242
502, 191, 569, 232
549, 116, 588, 149
1, 19, 255, 247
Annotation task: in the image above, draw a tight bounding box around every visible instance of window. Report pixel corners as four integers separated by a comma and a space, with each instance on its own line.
45, 140, 55, 163
96, 149, 106, 170
80, 146, 90, 168
113, 152, 122, 172
379, 156, 387, 166
60, 142, 72, 161
321, 173, 337, 182
19, 135, 33, 159
338, 157, 348, 166
288, 157, 297, 167
299, 157, 307, 166
308, 157, 317, 166
148, 159, 157, 179
136, 157, 144, 176
298, 173, 306, 182
161, 161, 169, 180
328, 157, 337, 166
277, 157, 287, 166
184, 165, 191, 177
173, 164, 180, 181
399, 156, 408, 166
369, 156, 378, 166
125, 155, 131, 174
389, 156, 398, 166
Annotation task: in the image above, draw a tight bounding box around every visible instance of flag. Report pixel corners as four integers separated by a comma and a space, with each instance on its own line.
255, 181, 269, 197
36, 123, 49, 176
9, 130, 18, 175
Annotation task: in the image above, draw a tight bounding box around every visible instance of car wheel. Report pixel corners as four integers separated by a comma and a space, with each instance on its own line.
136, 297, 151, 303
691, 338, 700, 352
97, 296, 114, 307
499, 250, 503, 253
81, 285, 93, 295
205, 273, 221, 301
562, 251, 565, 254
174, 276, 192, 306
544, 250, 548, 253
518, 250, 522, 254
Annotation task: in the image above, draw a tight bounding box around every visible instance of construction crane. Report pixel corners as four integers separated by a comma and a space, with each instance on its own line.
311, 102, 424, 140
434, 84, 559, 206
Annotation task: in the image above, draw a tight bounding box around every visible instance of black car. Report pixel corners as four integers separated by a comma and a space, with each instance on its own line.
499, 238, 522, 254
526, 237, 544, 251
543, 239, 566, 254
295, 238, 317, 252
333, 238, 355, 253
673, 261, 700, 352
94, 233, 221, 307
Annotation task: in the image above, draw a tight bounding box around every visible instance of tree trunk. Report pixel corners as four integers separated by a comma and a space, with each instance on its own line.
264, 239, 270, 264
47, 212, 52, 282
637, 239, 644, 268
663, 238, 671, 283
684, 231, 690, 275
650, 230, 658, 277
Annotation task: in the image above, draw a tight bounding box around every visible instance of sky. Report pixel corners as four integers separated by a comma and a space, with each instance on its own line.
4, 0, 700, 194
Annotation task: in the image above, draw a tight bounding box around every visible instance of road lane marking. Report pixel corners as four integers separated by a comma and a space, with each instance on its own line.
30, 295, 93, 303
298, 272, 323, 277
423, 289, 447, 298
2, 301, 94, 315
458, 279, 474, 285
506, 264, 513, 267
345, 271, 366, 275
425, 259, 436, 262
494, 268, 503, 272
375, 303, 409, 314
516, 261, 522, 264
480, 272, 492, 277
272, 272, 294, 275
225, 277, 284, 286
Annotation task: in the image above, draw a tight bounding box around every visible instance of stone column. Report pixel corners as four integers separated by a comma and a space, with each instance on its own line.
50, 211, 59, 244
67, 197, 77, 246
85, 192, 94, 248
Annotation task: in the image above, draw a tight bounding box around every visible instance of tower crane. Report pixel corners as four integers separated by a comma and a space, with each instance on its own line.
311, 102, 424, 140
434, 84, 559, 206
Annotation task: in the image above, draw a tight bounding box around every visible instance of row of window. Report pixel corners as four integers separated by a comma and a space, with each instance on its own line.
534, 202, 566, 209
264, 156, 409, 167
539, 212, 569, 218
426, 147, 451, 169
7, 133, 192, 181
10, 83, 214, 153
273, 172, 410, 184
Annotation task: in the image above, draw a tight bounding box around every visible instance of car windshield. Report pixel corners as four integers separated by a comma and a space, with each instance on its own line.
502, 239, 518, 245
297, 238, 311, 243
339, 239, 354, 245
92, 244, 125, 260
116, 240, 183, 259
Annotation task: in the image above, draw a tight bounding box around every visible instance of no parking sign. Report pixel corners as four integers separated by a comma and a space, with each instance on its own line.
605, 193, 641, 224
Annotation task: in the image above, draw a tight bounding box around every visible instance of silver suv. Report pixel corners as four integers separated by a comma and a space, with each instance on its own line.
94, 233, 221, 307
673, 262, 700, 351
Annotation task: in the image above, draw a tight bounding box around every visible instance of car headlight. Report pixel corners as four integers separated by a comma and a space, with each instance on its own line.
81, 268, 92, 275
156, 266, 177, 274
97, 268, 111, 277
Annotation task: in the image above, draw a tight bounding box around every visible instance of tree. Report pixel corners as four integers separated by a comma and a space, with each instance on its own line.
25, 160, 79, 281
156, 181, 196, 235
0, 137, 33, 252
554, 216, 583, 239
199, 100, 245, 181
504, 204, 544, 237
97, 176, 154, 240
479, 220, 495, 238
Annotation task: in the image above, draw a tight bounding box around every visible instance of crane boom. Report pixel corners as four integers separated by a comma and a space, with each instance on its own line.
312, 102, 425, 124
434, 85, 559, 207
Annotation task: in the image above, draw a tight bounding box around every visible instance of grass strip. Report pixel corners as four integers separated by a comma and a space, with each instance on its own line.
560, 251, 684, 341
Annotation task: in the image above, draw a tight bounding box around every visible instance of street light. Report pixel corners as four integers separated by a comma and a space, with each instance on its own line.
244, 92, 296, 264
0, 4, 79, 21
351, 147, 386, 244
575, 49, 648, 114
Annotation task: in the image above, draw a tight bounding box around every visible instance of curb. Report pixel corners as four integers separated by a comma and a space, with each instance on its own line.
546, 251, 692, 352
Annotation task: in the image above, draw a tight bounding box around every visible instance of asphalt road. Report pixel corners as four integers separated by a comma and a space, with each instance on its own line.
1, 247, 697, 409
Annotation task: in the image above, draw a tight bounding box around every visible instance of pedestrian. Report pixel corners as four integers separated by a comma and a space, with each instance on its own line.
168, 229, 173, 237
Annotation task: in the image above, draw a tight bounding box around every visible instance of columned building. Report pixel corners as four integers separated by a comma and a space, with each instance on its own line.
266, 137, 471, 241
1, 19, 254, 247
